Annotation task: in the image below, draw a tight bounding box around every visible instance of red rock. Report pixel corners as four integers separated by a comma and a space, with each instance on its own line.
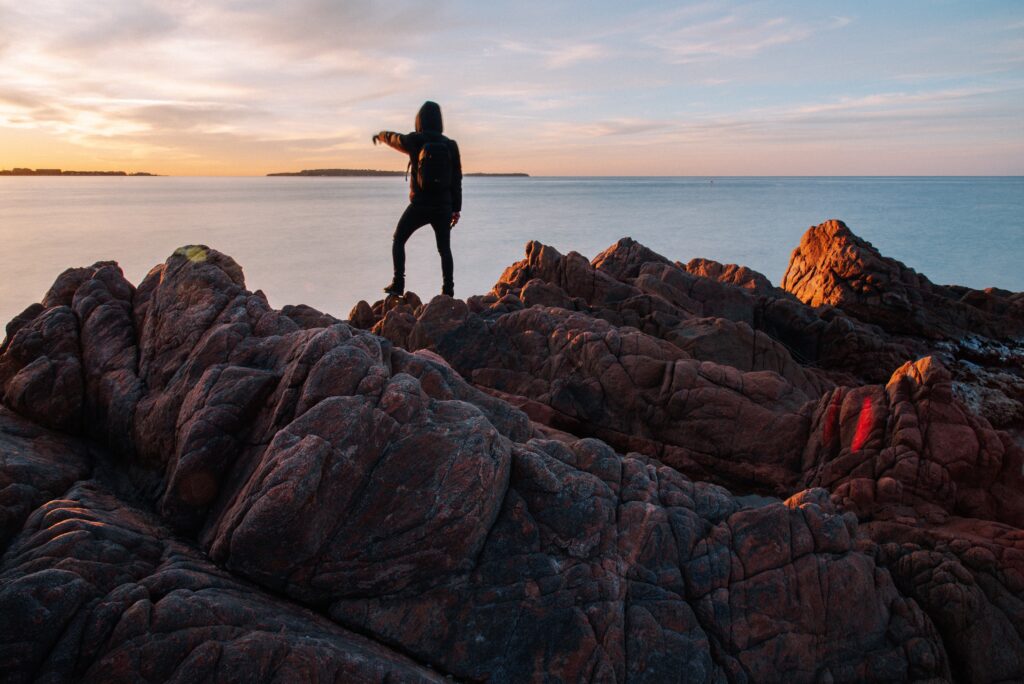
0, 483, 445, 683
802, 356, 1024, 528
492, 237, 919, 391
0, 407, 91, 544
0, 304, 84, 433
1, 233, 1021, 682
346, 300, 375, 330
281, 303, 341, 329
683, 257, 779, 295
869, 516, 1024, 682
782, 219, 1024, 340
331, 442, 943, 681
389, 299, 814, 494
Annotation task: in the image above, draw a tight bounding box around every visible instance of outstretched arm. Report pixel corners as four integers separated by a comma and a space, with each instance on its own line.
373, 131, 411, 154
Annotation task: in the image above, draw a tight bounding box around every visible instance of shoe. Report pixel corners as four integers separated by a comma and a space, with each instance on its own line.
441, 284, 454, 297
383, 280, 404, 296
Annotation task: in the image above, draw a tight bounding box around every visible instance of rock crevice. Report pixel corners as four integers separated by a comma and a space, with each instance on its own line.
1, 221, 1022, 682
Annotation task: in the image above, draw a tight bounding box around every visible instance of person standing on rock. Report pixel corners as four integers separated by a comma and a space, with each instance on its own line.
373, 101, 462, 297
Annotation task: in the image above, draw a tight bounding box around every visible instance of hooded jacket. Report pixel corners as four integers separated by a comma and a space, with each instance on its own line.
378, 101, 463, 212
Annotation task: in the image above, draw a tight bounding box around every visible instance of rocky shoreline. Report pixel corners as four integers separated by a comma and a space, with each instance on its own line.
1, 220, 1021, 682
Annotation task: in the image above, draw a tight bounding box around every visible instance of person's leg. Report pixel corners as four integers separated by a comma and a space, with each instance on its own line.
429, 209, 454, 296
388, 204, 427, 293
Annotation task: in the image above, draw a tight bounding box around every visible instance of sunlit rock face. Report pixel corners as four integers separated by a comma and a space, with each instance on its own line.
782, 219, 1024, 341
1, 224, 1022, 682
803, 355, 1024, 528
779, 219, 1024, 433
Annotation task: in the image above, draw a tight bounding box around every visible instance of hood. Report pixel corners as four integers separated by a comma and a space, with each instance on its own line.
415, 101, 443, 133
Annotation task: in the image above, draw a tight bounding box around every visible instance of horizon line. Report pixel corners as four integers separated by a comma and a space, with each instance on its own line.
3, 172, 1024, 179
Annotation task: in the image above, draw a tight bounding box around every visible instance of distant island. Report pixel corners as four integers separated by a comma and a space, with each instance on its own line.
0, 168, 157, 176
465, 172, 530, 177
268, 168, 528, 177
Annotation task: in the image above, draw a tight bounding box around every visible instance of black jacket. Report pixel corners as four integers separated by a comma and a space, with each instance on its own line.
379, 101, 462, 212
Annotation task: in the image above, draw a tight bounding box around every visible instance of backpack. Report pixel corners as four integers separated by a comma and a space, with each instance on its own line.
416, 140, 452, 193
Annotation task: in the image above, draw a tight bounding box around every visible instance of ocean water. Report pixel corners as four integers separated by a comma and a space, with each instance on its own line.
0, 176, 1021, 329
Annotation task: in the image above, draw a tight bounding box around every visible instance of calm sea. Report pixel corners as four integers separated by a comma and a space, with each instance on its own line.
0, 176, 1021, 328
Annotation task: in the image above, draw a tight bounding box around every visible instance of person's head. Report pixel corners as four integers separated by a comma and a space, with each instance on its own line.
415, 101, 443, 133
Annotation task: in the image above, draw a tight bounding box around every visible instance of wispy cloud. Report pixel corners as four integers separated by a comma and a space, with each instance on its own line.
191, 0, 455, 57
787, 86, 1018, 116
645, 10, 851, 63
649, 83, 1024, 148
53, 1, 181, 55
0, 0, 1021, 175
565, 118, 669, 138
461, 84, 590, 113
0, 0, 435, 165
498, 40, 607, 69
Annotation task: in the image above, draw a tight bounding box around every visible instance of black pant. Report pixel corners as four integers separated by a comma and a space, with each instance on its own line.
392, 203, 453, 288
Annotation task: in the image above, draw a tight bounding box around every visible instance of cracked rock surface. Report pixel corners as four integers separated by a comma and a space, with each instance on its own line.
1, 222, 1022, 682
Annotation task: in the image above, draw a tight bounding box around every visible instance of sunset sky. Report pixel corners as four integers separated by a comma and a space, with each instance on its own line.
1, 0, 1022, 176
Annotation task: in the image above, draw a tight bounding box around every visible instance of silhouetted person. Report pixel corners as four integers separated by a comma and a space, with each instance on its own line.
373, 101, 462, 297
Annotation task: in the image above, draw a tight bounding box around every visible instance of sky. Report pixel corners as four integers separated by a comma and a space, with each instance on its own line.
0, 0, 1022, 176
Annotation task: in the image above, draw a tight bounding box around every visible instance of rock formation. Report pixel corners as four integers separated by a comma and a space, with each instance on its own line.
782, 220, 1024, 341
1, 221, 1022, 682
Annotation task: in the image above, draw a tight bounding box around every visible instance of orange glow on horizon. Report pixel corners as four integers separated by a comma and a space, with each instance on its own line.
1, 3, 1021, 177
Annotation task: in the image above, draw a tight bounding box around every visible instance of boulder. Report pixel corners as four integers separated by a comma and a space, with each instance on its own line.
802, 356, 1024, 528
0, 406, 92, 546
0, 482, 446, 683
386, 299, 814, 495
782, 219, 1024, 340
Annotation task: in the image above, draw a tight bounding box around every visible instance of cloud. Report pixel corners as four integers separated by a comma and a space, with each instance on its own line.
461, 84, 589, 113
123, 102, 267, 134
644, 8, 851, 63
547, 43, 606, 69
650, 83, 1024, 149
0, 0, 439, 164
533, 117, 674, 145
787, 87, 1015, 117
193, 0, 455, 57
2, 0, 454, 60
0, 6, 14, 55
586, 118, 668, 137
0, 1, 1020, 175
0, 87, 47, 111
0, 84, 83, 128
498, 39, 607, 69
518, 83, 1024, 156
55, 1, 181, 55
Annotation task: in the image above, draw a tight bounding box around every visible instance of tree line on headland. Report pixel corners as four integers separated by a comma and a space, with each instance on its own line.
0, 168, 156, 176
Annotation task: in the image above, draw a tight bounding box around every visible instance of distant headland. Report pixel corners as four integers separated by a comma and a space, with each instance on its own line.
0, 168, 157, 176
267, 168, 528, 177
